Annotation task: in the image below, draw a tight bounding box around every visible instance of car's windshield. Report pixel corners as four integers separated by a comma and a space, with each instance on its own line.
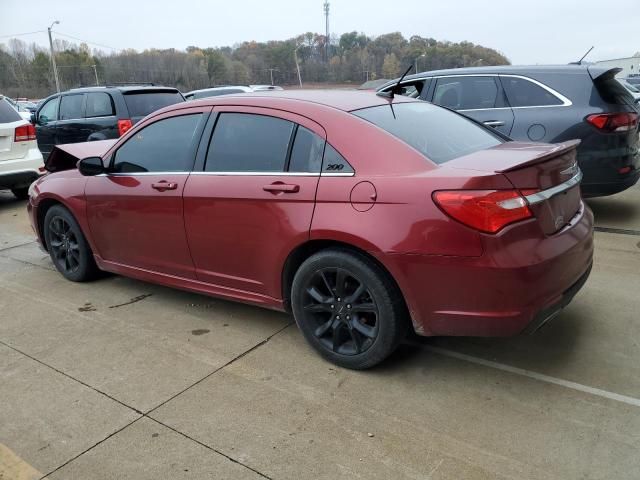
352, 101, 503, 164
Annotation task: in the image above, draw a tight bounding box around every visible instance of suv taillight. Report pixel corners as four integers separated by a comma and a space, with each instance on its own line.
14, 124, 36, 142
586, 112, 638, 132
433, 190, 533, 234
118, 119, 133, 136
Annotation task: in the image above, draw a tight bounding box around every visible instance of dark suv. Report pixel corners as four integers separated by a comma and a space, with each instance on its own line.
378, 65, 639, 197
34, 85, 185, 160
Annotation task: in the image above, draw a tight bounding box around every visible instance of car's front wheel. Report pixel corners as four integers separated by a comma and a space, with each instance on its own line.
291, 248, 408, 369
44, 205, 99, 282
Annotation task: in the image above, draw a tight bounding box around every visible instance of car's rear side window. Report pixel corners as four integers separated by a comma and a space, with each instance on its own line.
352, 102, 503, 164
86, 92, 115, 117
0, 98, 22, 123
123, 91, 184, 118
112, 114, 202, 173
288, 126, 325, 173
501, 77, 564, 107
206, 113, 294, 172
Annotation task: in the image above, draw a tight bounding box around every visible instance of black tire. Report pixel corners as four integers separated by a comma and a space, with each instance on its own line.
291, 248, 408, 369
11, 187, 29, 200
44, 205, 99, 282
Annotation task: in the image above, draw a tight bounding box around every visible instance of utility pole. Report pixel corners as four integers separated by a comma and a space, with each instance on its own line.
47, 20, 61, 92
415, 53, 426, 74
265, 68, 278, 86
294, 45, 303, 87
323, 1, 330, 62
92, 65, 99, 85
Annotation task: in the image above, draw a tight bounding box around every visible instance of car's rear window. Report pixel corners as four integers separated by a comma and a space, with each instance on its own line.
122, 91, 184, 117
594, 76, 636, 107
352, 102, 503, 164
0, 98, 23, 123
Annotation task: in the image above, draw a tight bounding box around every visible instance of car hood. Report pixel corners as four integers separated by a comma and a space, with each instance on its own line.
45, 139, 116, 173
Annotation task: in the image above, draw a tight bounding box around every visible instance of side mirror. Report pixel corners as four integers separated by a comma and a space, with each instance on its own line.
30, 112, 36, 124
77, 157, 105, 176
38, 115, 48, 126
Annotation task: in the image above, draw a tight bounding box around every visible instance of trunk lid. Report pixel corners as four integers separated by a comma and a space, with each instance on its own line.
45, 139, 117, 172
447, 140, 582, 235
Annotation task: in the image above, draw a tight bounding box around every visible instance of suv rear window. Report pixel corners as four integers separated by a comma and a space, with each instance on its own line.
122, 91, 184, 118
0, 98, 22, 123
595, 76, 636, 106
352, 102, 503, 164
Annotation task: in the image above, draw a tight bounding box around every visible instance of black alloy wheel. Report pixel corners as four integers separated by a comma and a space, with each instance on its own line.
291, 248, 408, 369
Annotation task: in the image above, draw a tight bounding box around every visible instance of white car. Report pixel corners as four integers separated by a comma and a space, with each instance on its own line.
184, 85, 283, 100
619, 79, 640, 104
0, 96, 45, 199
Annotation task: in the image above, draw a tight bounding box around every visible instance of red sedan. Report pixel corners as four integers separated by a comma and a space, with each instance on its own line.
27, 90, 593, 369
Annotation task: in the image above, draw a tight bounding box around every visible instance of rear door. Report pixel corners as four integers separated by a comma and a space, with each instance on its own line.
183, 107, 324, 298
57, 93, 89, 145
430, 75, 515, 136
84, 92, 118, 140
35, 96, 60, 159
85, 107, 209, 278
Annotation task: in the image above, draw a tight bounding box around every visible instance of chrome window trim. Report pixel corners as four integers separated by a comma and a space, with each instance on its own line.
524, 170, 583, 205
385, 73, 572, 109
98, 171, 355, 177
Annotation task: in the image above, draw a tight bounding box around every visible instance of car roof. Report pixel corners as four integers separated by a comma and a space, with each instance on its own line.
183, 89, 416, 112
379, 64, 594, 89
65, 85, 180, 94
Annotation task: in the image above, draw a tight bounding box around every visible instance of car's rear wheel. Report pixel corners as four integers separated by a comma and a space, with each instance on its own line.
291, 248, 408, 369
44, 205, 99, 282
11, 187, 29, 200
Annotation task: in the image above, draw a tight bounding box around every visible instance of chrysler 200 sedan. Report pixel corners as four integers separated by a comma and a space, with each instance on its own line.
27, 90, 594, 369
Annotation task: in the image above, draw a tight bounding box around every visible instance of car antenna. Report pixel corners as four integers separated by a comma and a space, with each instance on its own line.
377, 65, 414, 99
571, 46, 594, 65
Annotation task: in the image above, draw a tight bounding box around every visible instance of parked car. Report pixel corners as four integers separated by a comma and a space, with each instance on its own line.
625, 77, 640, 87
0, 96, 44, 199
17, 100, 38, 113
378, 65, 639, 197
184, 86, 253, 100
4, 97, 33, 121
28, 91, 594, 369
184, 85, 283, 100
33, 85, 185, 160
619, 78, 640, 103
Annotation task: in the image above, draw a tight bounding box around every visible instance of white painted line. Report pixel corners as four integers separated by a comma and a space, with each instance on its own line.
423, 345, 640, 408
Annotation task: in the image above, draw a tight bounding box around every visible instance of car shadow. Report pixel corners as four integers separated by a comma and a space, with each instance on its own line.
0, 191, 26, 212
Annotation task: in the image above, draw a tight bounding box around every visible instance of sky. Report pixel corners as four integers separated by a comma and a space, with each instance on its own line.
1, 0, 638, 64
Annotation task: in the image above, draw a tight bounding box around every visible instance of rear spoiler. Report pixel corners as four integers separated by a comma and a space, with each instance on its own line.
587, 66, 622, 82
496, 140, 581, 173
45, 139, 116, 173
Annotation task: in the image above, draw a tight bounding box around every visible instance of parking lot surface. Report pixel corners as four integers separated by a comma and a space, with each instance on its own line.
1, 186, 639, 480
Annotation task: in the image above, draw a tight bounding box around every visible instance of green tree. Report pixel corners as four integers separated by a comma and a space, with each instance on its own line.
382, 53, 400, 78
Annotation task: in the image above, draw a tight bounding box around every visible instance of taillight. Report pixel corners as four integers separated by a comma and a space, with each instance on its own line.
433, 190, 533, 234
14, 124, 36, 142
118, 119, 133, 136
586, 112, 638, 132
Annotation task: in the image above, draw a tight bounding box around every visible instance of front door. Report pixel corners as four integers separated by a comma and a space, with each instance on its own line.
35, 96, 60, 160
86, 110, 208, 278
430, 75, 515, 136
183, 107, 325, 299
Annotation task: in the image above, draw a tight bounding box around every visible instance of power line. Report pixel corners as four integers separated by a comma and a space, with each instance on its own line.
0, 30, 46, 39
52, 31, 119, 51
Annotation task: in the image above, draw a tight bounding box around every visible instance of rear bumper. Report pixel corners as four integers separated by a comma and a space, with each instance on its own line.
581, 168, 640, 197
378, 202, 594, 337
0, 148, 45, 189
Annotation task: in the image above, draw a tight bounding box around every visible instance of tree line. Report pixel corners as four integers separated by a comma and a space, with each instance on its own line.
0, 32, 510, 98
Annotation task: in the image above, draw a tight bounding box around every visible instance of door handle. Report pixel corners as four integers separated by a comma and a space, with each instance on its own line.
151, 181, 178, 192
483, 120, 505, 127
263, 182, 300, 194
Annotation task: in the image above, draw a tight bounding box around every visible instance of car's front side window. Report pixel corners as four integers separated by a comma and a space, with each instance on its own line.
433, 76, 500, 110
112, 114, 202, 173
205, 113, 294, 172
38, 97, 59, 123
